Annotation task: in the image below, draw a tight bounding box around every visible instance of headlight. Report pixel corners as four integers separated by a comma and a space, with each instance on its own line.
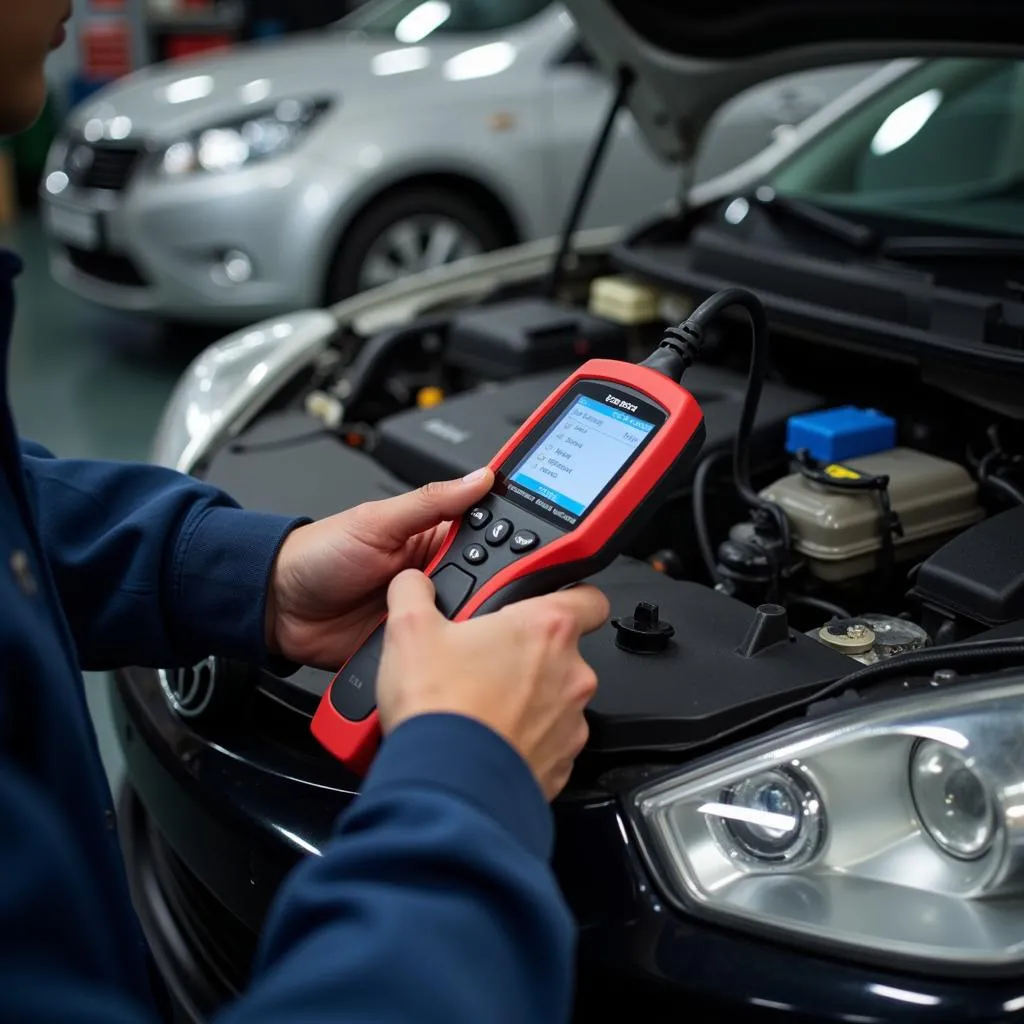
158, 98, 332, 177
152, 310, 337, 473
632, 677, 1024, 972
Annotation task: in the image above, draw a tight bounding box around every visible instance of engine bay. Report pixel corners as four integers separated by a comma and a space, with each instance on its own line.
199, 268, 1024, 762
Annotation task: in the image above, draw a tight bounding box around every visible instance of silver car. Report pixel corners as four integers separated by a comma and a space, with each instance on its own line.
40, 0, 876, 325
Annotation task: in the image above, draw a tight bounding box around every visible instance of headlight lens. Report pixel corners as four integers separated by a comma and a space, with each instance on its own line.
151, 310, 337, 472
633, 679, 1024, 970
713, 768, 825, 868
159, 98, 331, 177
911, 739, 996, 860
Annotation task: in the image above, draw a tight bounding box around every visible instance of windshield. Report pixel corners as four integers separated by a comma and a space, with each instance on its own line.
770, 59, 1024, 238
339, 0, 551, 39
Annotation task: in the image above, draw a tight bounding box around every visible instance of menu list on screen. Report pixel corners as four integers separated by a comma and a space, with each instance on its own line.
507, 394, 655, 525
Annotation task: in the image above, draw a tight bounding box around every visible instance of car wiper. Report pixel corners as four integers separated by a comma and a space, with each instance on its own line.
880, 235, 1024, 261
748, 186, 878, 252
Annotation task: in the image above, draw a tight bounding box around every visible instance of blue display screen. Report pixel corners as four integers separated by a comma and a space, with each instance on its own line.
508, 395, 655, 518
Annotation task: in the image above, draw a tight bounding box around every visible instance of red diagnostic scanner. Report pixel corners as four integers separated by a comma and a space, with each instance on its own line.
312, 358, 706, 773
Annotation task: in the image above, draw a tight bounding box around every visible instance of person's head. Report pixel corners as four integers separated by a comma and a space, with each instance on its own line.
0, 1, 72, 135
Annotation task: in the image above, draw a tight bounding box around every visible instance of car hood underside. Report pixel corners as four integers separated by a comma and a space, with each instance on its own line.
564, 0, 1024, 163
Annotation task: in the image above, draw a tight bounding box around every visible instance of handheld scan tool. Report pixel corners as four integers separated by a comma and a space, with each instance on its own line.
312, 349, 708, 773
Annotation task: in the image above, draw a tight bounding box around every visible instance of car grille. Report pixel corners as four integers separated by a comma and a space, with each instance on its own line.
148, 816, 257, 997
65, 140, 143, 191
65, 245, 148, 287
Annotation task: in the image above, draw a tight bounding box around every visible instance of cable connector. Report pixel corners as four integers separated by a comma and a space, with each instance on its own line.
640, 319, 705, 382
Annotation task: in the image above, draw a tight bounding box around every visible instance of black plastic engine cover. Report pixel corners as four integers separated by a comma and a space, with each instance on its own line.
374, 364, 822, 487
580, 559, 851, 752
447, 298, 628, 379
204, 410, 406, 522
204, 410, 849, 753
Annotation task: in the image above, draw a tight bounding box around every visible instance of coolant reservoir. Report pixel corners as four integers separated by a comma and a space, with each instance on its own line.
763, 448, 983, 582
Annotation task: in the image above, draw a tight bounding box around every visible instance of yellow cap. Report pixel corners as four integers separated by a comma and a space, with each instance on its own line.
417, 386, 445, 409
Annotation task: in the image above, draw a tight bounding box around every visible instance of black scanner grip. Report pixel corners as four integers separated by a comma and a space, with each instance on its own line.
328, 562, 477, 724
329, 625, 384, 723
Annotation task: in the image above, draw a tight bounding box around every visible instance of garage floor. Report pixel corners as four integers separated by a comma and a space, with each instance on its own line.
3, 215, 210, 789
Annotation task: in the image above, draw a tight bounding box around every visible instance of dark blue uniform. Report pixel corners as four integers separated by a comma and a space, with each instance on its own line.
0, 251, 574, 1023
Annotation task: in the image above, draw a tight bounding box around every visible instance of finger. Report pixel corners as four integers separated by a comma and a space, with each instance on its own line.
371, 469, 495, 545
386, 569, 443, 628
513, 584, 611, 638
545, 763, 574, 802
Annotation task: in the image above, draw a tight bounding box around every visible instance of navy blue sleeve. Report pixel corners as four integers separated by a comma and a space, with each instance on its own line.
221, 714, 576, 1024
0, 752, 157, 1024
18, 441, 305, 671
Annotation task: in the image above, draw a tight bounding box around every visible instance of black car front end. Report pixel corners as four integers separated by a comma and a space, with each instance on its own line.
111, 354, 1024, 1021
113, 652, 1024, 1022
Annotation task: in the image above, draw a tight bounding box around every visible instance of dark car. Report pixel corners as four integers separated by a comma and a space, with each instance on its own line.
115, 3, 1024, 1021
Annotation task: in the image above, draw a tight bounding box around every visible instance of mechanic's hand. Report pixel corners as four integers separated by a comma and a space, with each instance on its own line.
377, 570, 609, 801
265, 468, 494, 668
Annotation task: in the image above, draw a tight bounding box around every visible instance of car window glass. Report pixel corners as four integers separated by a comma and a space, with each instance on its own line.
771, 59, 1024, 236
340, 0, 551, 38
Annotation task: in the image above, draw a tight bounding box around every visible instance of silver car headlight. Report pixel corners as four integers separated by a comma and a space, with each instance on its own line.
158, 98, 332, 177
152, 310, 337, 473
632, 677, 1024, 972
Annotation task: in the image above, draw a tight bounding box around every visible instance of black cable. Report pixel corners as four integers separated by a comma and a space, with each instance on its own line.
547, 66, 634, 298
810, 638, 1024, 703
228, 429, 332, 454
692, 448, 732, 584
333, 316, 447, 420
679, 638, 1024, 756
671, 288, 789, 545
976, 448, 1024, 506
786, 594, 852, 621
986, 473, 1024, 506
704, 291, 781, 540
643, 287, 790, 599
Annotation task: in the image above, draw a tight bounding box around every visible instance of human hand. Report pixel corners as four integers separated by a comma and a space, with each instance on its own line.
376, 570, 610, 801
266, 468, 494, 669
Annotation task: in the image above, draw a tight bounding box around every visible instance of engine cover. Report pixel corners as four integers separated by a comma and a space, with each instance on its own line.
579, 559, 850, 752
203, 403, 847, 753
374, 364, 823, 486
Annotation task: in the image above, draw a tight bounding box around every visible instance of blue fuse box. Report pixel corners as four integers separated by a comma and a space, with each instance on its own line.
785, 406, 896, 463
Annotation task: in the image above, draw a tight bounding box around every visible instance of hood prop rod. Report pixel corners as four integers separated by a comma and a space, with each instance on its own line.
546, 64, 635, 299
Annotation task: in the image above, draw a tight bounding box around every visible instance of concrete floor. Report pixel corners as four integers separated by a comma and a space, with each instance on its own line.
2, 215, 210, 789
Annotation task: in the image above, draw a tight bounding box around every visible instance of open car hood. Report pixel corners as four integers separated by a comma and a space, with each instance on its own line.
562, 0, 1024, 164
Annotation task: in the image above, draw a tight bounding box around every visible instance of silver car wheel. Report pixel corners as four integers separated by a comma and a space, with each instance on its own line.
359, 215, 484, 290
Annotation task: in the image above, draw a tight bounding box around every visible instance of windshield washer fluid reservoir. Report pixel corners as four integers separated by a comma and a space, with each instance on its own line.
762, 448, 983, 582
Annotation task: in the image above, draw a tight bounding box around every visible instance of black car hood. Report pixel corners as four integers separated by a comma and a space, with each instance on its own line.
563, 0, 1024, 163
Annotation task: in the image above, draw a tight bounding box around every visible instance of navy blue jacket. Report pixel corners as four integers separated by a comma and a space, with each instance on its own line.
0, 250, 574, 1023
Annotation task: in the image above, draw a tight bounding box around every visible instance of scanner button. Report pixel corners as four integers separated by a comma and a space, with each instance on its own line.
467, 507, 492, 530
431, 564, 476, 618
463, 543, 488, 566
485, 519, 513, 546
510, 530, 539, 554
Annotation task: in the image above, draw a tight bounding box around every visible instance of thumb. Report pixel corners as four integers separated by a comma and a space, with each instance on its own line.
374, 467, 494, 543
387, 569, 443, 624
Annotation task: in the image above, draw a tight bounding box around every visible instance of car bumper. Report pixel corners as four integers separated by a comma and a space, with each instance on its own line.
40, 155, 347, 324
112, 666, 1024, 1023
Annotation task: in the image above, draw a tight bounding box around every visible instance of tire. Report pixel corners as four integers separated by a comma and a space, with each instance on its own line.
325, 186, 507, 302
